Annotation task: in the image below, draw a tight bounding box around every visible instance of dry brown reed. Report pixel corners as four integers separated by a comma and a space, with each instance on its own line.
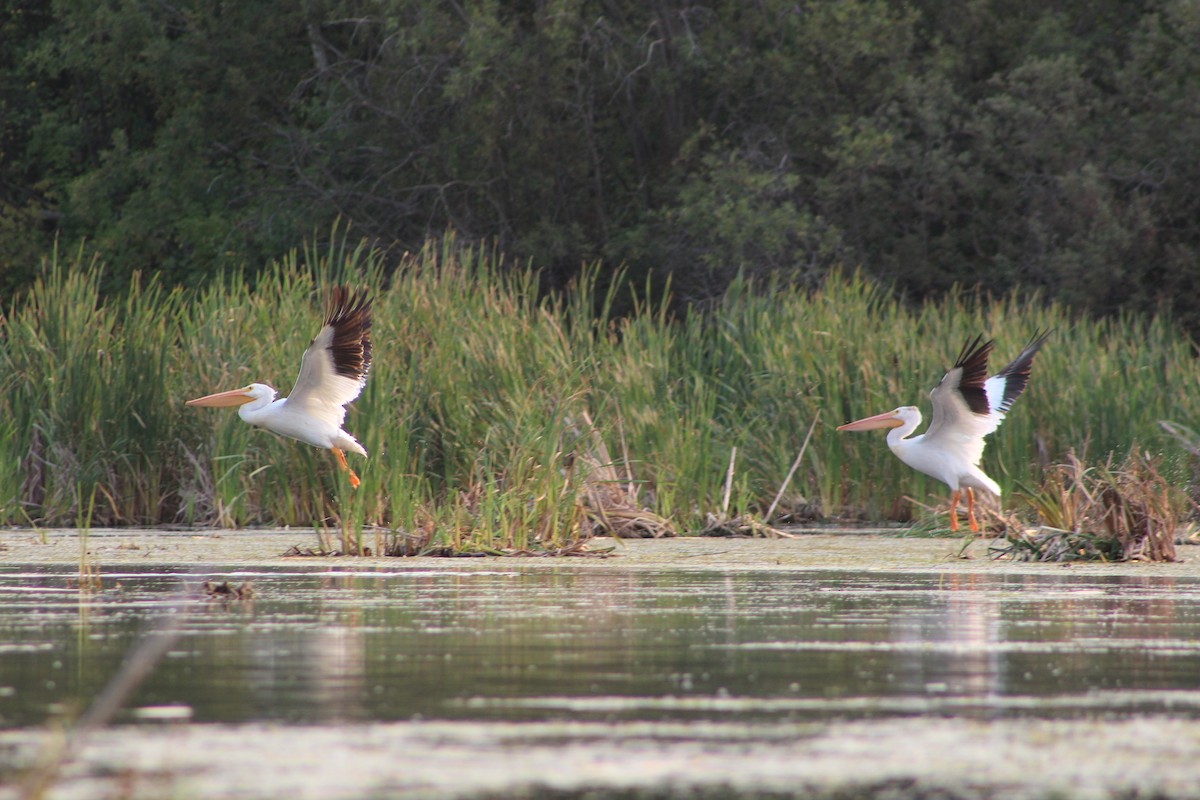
568, 411, 677, 539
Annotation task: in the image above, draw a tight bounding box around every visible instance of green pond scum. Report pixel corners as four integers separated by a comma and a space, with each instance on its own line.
1, 234, 1198, 555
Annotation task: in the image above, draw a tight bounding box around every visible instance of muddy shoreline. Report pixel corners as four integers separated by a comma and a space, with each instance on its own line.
2, 526, 1196, 575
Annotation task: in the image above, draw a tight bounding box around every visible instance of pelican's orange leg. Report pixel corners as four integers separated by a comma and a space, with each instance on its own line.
332, 447, 361, 489
948, 489, 960, 532
966, 487, 979, 533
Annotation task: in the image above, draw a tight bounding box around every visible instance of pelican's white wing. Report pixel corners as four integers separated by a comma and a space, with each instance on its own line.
983, 330, 1049, 429
284, 287, 373, 426
923, 331, 1049, 467
922, 335, 996, 468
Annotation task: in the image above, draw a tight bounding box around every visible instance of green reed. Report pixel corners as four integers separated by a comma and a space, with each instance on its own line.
1, 236, 1197, 546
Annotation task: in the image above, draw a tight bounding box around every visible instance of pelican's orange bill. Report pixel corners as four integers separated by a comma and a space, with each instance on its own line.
186, 387, 255, 407
836, 411, 904, 431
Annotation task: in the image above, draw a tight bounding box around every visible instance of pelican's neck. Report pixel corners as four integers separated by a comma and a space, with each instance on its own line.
886, 411, 922, 450
237, 389, 279, 424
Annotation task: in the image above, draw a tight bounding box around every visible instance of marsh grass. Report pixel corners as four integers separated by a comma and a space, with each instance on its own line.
2, 236, 1199, 550
75, 482, 101, 590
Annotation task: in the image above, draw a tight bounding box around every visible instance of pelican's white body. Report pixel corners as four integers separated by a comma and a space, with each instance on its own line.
235, 383, 366, 456
882, 405, 1002, 496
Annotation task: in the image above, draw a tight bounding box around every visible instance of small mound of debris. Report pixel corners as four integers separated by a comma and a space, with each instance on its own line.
568, 411, 678, 539
202, 581, 254, 600
699, 513, 795, 539
991, 526, 1119, 562
282, 544, 373, 557
583, 505, 675, 539
378, 529, 617, 558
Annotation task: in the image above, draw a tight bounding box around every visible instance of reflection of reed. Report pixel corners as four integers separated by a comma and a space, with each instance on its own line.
1020, 574, 1185, 693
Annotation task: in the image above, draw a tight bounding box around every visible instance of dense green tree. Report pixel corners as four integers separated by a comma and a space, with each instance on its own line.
1, 0, 1197, 329
1, 0, 315, 290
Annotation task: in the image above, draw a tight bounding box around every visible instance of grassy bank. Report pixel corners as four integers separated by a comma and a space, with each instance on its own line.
2, 238, 1197, 550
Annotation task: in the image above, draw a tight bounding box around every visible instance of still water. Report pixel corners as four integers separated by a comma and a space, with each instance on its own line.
3, 562, 1200, 797
4, 566, 1200, 723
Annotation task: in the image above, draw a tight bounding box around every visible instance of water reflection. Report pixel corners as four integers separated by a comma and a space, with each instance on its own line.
885, 573, 1006, 699
2, 567, 1200, 729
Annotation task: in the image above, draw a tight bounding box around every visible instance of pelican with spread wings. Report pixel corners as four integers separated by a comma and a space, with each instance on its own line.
187, 287, 373, 488
837, 331, 1049, 531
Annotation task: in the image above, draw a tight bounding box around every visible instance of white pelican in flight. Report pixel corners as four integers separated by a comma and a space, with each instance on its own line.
837, 331, 1049, 532
187, 287, 373, 488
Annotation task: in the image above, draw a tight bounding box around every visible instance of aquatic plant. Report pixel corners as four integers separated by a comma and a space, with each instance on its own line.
1, 235, 1199, 550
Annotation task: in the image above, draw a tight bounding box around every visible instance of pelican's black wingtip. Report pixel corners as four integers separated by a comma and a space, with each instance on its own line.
1024, 327, 1053, 353
325, 286, 373, 327
992, 328, 1051, 413
945, 334, 994, 416
997, 328, 1051, 379
953, 334, 994, 371
324, 286, 373, 381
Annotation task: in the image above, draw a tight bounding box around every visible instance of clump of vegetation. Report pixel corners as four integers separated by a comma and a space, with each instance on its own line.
994, 450, 1184, 562
202, 580, 254, 601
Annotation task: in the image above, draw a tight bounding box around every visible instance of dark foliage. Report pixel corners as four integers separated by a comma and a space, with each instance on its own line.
2, 1, 1198, 328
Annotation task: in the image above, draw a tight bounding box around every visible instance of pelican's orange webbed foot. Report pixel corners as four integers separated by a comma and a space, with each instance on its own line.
966, 488, 979, 533
332, 448, 361, 489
